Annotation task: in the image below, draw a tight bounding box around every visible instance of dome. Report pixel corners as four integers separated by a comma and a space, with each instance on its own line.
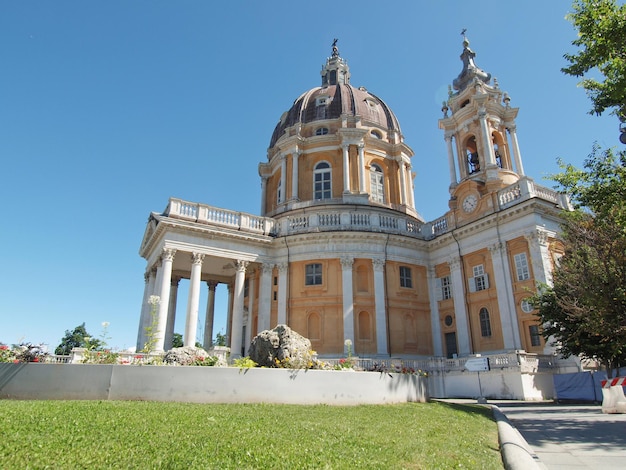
269, 42, 402, 149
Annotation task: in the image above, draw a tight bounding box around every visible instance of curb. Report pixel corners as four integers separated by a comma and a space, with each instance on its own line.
491, 405, 543, 470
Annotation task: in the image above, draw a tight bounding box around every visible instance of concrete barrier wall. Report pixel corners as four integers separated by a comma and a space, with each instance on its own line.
0, 364, 428, 405
428, 369, 555, 400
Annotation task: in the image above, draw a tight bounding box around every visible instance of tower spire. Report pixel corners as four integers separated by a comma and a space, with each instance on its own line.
452, 32, 491, 92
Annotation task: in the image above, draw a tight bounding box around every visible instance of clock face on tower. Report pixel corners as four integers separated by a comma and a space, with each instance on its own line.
462, 194, 478, 213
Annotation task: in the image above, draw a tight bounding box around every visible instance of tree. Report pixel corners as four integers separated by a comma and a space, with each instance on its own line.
534, 147, 626, 375
562, 0, 626, 120
55, 323, 102, 355
172, 332, 183, 348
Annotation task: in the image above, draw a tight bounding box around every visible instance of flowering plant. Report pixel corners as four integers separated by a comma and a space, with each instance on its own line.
0, 344, 16, 363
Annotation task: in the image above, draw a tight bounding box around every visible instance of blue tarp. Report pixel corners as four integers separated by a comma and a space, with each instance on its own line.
553, 372, 602, 402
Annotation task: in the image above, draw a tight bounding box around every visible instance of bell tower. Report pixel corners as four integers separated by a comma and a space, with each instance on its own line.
439, 34, 526, 220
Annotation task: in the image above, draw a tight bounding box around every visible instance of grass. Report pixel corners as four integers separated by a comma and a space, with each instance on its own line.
0, 400, 502, 469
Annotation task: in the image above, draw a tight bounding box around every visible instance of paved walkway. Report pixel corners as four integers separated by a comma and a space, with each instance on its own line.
497, 402, 626, 469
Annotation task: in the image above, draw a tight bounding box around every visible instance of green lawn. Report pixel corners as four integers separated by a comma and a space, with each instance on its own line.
0, 400, 502, 469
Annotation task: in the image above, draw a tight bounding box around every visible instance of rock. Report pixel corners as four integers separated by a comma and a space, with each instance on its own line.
163, 346, 209, 366
248, 325, 313, 368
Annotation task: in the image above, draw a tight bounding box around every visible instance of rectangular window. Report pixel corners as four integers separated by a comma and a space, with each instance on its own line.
514, 253, 530, 281
244, 279, 249, 297
529, 325, 542, 347
399, 266, 412, 288
314, 172, 331, 199
470, 265, 489, 292
305, 263, 323, 286
441, 275, 452, 300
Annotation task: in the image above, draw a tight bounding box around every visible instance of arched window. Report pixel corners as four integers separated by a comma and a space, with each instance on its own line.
479, 307, 492, 337
371, 130, 382, 139
370, 163, 385, 203
465, 136, 480, 174
314, 161, 332, 200
494, 143, 503, 168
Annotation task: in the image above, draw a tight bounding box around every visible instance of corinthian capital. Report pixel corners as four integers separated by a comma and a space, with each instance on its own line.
191, 252, 205, 265
340, 257, 354, 269
162, 248, 176, 262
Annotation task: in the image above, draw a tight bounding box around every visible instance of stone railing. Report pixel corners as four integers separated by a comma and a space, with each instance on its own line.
422, 352, 557, 373
497, 177, 570, 211
275, 208, 426, 239
43, 346, 230, 365
165, 198, 276, 236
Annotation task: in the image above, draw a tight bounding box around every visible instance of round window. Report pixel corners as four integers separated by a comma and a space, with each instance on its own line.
444, 315, 453, 327
521, 298, 534, 313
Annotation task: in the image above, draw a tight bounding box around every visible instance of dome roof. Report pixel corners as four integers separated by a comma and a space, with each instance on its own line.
269, 42, 402, 149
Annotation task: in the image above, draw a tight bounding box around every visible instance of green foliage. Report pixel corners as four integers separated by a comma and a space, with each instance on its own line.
232, 356, 257, 369
172, 332, 183, 348
562, 0, 626, 119
55, 323, 101, 355
0, 401, 501, 469
552, 146, 626, 228
214, 331, 227, 346
535, 147, 626, 374
141, 296, 160, 354
193, 355, 219, 366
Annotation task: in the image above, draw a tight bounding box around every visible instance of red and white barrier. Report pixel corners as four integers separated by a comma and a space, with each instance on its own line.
601, 377, 626, 414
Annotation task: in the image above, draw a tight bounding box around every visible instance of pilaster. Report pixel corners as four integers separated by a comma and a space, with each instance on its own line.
340, 257, 355, 351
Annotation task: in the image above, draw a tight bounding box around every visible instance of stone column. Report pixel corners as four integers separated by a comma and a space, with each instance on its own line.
184, 253, 204, 347
244, 269, 258, 355
230, 260, 248, 359
507, 125, 525, 176
277, 262, 288, 325
427, 267, 443, 356
372, 258, 388, 355
155, 248, 176, 352
478, 108, 497, 167
341, 257, 355, 352
398, 157, 407, 205
203, 281, 217, 349
489, 242, 521, 350
164, 276, 180, 350
291, 151, 299, 200
225, 284, 233, 346
258, 263, 273, 332
449, 255, 471, 355
280, 155, 287, 203
137, 269, 156, 351
260, 177, 267, 216
406, 163, 416, 209
342, 144, 351, 193
445, 133, 458, 187
357, 143, 366, 193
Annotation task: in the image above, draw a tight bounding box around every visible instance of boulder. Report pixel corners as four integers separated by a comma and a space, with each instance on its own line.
163, 346, 209, 366
248, 325, 313, 368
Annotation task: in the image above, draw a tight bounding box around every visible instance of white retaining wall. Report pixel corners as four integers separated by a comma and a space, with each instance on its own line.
0, 364, 428, 405
428, 369, 555, 400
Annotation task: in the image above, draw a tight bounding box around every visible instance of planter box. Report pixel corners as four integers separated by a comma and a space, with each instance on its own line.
0, 364, 427, 405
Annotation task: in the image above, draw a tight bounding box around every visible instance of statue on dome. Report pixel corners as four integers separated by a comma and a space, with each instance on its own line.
332, 38, 339, 57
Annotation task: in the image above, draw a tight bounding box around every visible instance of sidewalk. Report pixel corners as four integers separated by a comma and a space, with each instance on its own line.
496, 402, 626, 469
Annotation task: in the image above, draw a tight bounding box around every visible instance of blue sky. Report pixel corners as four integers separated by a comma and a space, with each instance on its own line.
0, 1, 619, 352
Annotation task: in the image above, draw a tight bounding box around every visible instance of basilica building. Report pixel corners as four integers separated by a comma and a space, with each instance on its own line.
137, 38, 569, 360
